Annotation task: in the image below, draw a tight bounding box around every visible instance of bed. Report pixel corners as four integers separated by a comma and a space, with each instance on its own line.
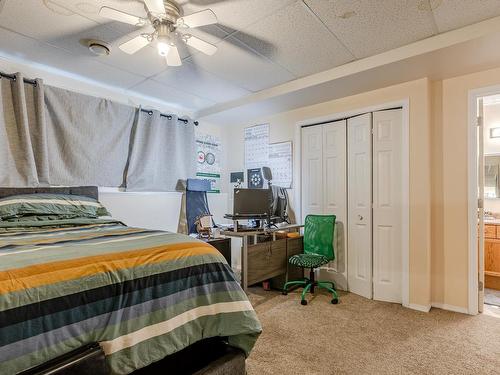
0, 187, 261, 374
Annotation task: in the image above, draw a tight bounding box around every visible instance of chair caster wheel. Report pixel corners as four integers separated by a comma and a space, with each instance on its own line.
331, 298, 339, 304
301, 300, 308, 306
282, 290, 288, 295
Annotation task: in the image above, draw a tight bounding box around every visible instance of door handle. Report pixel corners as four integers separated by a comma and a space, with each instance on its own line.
358, 215, 363, 221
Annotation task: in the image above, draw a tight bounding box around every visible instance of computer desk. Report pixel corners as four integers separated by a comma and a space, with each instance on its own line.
221, 224, 304, 292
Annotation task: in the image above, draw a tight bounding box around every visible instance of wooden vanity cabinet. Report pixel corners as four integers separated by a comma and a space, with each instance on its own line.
484, 224, 500, 290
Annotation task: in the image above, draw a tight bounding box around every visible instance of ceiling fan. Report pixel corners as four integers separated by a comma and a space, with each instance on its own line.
99, 0, 219, 66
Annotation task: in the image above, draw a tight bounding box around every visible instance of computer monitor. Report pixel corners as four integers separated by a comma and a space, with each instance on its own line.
233, 188, 270, 217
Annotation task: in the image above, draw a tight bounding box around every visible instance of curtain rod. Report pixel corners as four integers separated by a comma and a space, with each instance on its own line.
0, 71, 37, 85
0, 71, 199, 126
140, 109, 198, 126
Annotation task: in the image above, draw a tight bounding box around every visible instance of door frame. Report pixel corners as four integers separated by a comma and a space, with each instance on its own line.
294, 99, 410, 308
467, 84, 500, 315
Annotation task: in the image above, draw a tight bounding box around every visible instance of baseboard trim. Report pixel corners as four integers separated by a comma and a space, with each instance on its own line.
405, 303, 431, 313
431, 302, 469, 314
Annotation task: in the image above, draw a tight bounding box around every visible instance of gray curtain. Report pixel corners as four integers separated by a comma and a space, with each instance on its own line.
125, 110, 196, 191
0, 74, 196, 191
0, 73, 47, 186
44, 86, 136, 187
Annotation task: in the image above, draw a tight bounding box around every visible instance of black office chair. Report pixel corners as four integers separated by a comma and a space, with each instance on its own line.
186, 178, 213, 235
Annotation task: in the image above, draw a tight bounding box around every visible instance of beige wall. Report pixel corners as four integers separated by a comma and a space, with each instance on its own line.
223, 66, 500, 311
438, 66, 500, 309
225, 78, 432, 307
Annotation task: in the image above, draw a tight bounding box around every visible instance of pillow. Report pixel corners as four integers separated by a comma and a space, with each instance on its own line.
2, 214, 87, 222
0, 193, 111, 220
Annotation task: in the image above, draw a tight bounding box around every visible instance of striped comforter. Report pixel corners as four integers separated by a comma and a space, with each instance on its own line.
0, 219, 261, 374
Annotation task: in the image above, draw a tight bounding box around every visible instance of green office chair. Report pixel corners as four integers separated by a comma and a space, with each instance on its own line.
282, 214, 339, 305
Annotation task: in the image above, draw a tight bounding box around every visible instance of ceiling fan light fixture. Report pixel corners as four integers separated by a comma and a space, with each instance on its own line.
104, 0, 219, 65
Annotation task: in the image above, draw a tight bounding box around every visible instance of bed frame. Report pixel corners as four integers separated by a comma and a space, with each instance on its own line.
2, 186, 246, 375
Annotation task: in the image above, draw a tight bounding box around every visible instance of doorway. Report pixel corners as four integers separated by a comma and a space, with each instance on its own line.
471, 92, 500, 313
299, 101, 409, 306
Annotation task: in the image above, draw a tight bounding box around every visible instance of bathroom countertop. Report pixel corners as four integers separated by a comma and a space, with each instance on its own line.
484, 218, 500, 224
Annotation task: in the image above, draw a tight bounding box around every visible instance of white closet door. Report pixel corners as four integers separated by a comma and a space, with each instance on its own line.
322, 120, 347, 290
372, 109, 403, 303
301, 125, 323, 221
347, 113, 373, 299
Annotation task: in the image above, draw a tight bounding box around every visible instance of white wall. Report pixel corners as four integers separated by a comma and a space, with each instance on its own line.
0, 54, 229, 231
99, 190, 182, 232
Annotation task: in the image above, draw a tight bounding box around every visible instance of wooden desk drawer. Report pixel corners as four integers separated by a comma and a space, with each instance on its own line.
270, 236, 304, 290
247, 239, 287, 286
485, 224, 497, 239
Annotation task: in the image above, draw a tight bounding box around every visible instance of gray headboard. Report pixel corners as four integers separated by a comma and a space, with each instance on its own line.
0, 186, 99, 200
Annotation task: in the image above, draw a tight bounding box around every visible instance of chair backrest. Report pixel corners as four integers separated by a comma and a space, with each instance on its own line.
186, 179, 212, 234
304, 214, 336, 261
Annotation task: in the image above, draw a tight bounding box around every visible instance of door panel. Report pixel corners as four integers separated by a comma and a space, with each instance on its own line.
478, 98, 484, 312
301, 126, 323, 220
321, 120, 347, 290
348, 113, 372, 299
372, 109, 402, 303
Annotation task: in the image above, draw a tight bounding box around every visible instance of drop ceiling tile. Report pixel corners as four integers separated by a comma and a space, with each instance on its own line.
60, 0, 148, 20
178, 0, 296, 32
0, 0, 100, 41
187, 36, 295, 92
233, 1, 354, 77
153, 61, 250, 103
304, 0, 437, 59
130, 79, 215, 112
431, 0, 500, 33
0, 26, 145, 89
48, 0, 149, 34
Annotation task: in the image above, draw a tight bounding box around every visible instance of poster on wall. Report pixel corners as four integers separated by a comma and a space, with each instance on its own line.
268, 141, 292, 188
196, 132, 222, 193
244, 124, 269, 170
244, 124, 293, 189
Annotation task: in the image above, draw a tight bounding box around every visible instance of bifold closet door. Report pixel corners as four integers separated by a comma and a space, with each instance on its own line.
347, 113, 373, 299
301, 125, 324, 219
322, 120, 347, 290
372, 109, 403, 303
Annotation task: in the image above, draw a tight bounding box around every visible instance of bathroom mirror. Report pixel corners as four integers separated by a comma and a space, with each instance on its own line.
485, 154, 500, 198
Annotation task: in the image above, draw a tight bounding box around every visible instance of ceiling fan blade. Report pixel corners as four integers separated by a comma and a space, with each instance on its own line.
177, 9, 217, 29
99, 6, 144, 25
144, 0, 165, 15
119, 35, 150, 54
166, 45, 182, 66
184, 34, 217, 56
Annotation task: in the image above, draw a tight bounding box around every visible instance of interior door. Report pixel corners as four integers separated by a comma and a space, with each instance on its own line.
301, 125, 323, 221
478, 98, 485, 313
322, 120, 347, 290
347, 113, 373, 299
372, 109, 403, 303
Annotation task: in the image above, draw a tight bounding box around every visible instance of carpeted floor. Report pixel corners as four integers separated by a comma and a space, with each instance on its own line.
246, 288, 500, 375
